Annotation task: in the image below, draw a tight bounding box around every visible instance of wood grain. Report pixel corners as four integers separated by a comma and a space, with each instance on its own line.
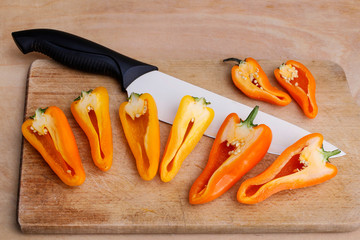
18, 59, 360, 233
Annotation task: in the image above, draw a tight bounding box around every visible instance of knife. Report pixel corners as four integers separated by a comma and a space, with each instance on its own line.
12, 29, 344, 157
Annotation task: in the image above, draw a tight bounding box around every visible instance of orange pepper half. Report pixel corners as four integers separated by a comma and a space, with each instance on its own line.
160, 95, 214, 182
119, 93, 160, 181
71, 87, 113, 171
22, 106, 86, 186
189, 106, 272, 204
274, 60, 318, 118
224, 57, 291, 106
237, 133, 340, 204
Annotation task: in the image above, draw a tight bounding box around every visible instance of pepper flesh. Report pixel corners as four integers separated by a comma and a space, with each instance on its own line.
189, 106, 272, 204
160, 95, 214, 182
274, 60, 318, 118
224, 57, 291, 106
22, 106, 86, 186
119, 93, 160, 181
71, 87, 113, 171
237, 133, 340, 204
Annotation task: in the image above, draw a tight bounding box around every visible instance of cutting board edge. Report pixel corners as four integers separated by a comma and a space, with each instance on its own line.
16, 60, 36, 233
18, 221, 360, 234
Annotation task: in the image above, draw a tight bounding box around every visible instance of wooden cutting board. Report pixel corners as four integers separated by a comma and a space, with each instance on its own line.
18, 59, 360, 233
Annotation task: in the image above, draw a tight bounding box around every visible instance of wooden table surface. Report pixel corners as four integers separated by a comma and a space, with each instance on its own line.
1, 0, 359, 239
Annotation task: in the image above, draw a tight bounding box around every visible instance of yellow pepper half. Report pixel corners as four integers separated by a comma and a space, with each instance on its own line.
71, 87, 113, 171
160, 95, 214, 182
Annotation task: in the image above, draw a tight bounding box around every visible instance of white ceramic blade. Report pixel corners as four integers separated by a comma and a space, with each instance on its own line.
126, 71, 344, 157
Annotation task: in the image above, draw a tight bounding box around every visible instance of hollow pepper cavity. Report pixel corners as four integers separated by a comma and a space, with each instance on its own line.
223, 57, 291, 106
189, 106, 272, 204
22, 106, 86, 186
119, 92, 160, 181
237, 133, 340, 204
160, 95, 214, 182
71, 87, 113, 171
274, 60, 318, 118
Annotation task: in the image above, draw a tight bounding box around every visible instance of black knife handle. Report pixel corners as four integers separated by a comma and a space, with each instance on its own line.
12, 29, 158, 91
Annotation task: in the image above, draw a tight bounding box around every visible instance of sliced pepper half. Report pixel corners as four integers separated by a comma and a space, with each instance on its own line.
119, 92, 160, 181
160, 95, 214, 182
189, 106, 272, 204
274, 60, 318, 118
22, 106, 86, 186
71, 87, 113, 171
237, 133, 340, 204
223, 57, 291, 106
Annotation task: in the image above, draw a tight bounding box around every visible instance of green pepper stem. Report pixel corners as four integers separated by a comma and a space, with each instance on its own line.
30, 107, 48, 119
321, 147, 341, 162
192, 96, 211, 105
223, 58, 245, 65
241, 105, 259, 128
74, 89, 93, 101
128, 92, 142, 101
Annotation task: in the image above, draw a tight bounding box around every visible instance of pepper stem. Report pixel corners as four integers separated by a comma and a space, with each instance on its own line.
223, 58, 244, 65
74, 89, 93, 101
241, 105, 259, 128
30, 107, 48, 120
192, 96, 211, 105
128, 92, 142, 101
321, 147, 341, 162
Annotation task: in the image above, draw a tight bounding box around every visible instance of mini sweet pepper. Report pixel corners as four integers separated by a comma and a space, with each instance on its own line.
223, 57, 291, 106
22, 106, 86, 186
160, 95, 214, 182
119, 92, 160, 181
274, 60, 318, 118
71, 87, 113, 171
237, 133, 340, 204
189, 106, 272, 204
